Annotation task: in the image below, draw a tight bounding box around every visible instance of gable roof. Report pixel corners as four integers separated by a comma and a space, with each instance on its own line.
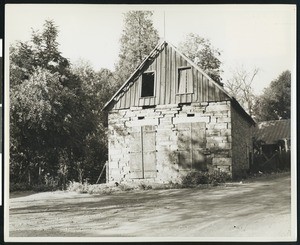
102, 40, 255, 125
253, 119, 290, 144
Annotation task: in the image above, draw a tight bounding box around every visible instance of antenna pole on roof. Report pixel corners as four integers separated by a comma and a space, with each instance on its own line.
163, 11, 166, 41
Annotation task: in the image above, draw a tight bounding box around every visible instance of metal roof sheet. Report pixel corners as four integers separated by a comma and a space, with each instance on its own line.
253, 119, 290, 144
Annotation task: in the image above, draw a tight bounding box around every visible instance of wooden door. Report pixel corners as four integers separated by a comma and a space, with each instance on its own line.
177, 123, 193, 169
177, 122, 207, 170
191, 122, 207, 170
142, 125, 157, 178
129, 125, 157, 179
129, 127, 143, 178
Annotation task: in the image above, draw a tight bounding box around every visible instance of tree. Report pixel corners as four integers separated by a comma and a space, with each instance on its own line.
224, 66, 259, 116
252, 70, 291, 121
178, 33, 223, 85
71, 60, 117, 183
10, 20, 69, 87
10, 20, 106, 188
115, 11, 160, 86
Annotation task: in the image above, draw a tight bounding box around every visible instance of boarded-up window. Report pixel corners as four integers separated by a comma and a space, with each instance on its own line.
129, 125, 157, 179
178, 67, 193, 94
141, 72, 155, 97
177, 122, 207, 171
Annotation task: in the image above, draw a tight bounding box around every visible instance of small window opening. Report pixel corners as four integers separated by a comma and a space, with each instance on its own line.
138, 116, 145, 120
178, 67, 193, 94
187, 113, 195, 117
142, 105, 156, 109
141, 72, 155, 97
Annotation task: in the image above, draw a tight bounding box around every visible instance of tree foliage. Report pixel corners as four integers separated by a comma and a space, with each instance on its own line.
10, 20, 113, 189
253, 70, 291, 122
178, 33, 223, 85
10, 20, 69, 86
115, 11, 159, 86
224, 66, 259, 116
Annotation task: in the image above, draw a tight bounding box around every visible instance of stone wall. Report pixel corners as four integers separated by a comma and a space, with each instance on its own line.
231, 105, 253, 178
107, 101, 237, 183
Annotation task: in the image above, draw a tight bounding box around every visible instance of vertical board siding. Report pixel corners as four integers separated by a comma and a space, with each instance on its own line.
175, 50, 180, 104
166, 45, 171, 104
170, 47, 175, 103
160, 46, 166, 105
112, 44, 230, 109
130, 84, 135, 106
208, 79, 214, 101
156, 51, 161, 105
193, 68, 198, 102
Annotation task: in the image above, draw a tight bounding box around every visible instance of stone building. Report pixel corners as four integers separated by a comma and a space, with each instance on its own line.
103, 41, 255, 183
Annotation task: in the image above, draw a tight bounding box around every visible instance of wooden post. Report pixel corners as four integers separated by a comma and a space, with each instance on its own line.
284, 138, 288, 152
96, 163, 107, 184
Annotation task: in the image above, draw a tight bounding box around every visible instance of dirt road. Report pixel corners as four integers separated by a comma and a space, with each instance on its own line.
9, 173, 292, 239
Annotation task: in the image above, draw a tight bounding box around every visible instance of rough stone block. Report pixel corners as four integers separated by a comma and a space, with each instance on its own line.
159, 117, 173, 124
213, 165, 231, 174
126, 118, 159, 127
110, 168, 122, 179
213, 123, 228, 129
212, 157, 232, 166
173, 116, 210, 124
130, 106, 143, 111
206, 104, 229, 112
206, 129, 220, 136
220, 129, 231, 136
217, 117, 231, 123
217, 142, 231, 149
109, 160, 119, 168
156, 104, 178, 109
210, 117, 217, 123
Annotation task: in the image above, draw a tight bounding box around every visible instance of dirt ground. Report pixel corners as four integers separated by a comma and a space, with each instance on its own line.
9, 173, 292, 239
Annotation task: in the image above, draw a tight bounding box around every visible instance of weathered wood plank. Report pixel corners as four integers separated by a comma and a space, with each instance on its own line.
120, 92, 126, 109
160, 46, 166, 105
206, 78, 209, 102
192, 68, 197, 102
208, 80, 215, 101
136, 77, 141, 107
165, 45, 171, 104
130, 83, 135, 106
170, 45, 175, 104
215, 85, 220, 101
156, 51, 161, 105
175, 50, 180, 104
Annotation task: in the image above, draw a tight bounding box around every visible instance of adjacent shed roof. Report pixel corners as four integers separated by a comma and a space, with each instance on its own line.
253, 119, 290, 144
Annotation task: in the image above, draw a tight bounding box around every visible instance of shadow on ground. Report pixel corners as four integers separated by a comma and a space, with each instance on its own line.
9, 172, 291, 238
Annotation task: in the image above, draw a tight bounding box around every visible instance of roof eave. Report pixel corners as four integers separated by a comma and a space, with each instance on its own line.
102, 41, 167, 111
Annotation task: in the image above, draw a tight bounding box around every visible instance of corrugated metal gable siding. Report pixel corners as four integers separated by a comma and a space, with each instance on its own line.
112, 43, 230, 109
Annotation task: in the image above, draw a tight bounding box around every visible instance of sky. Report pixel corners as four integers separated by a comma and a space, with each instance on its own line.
5, 4, 296, 95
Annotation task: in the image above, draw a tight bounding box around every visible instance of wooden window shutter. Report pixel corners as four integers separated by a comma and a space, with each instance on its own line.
186, 68, 193, 93
178, 67, 193, 94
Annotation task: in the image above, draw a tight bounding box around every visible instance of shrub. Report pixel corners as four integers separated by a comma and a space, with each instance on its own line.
10, 182, 59, 192
118, 183, 135, 191
181, 170, 231, 187
138, 183, 153, 190
31, 184, 58, 192
10, 182, 31, 192
67, 180, 89, 193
